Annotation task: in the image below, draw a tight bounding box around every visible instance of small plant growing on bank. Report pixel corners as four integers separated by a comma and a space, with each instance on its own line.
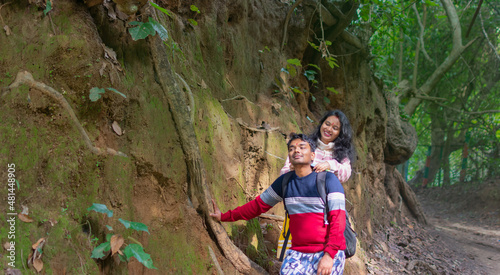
89, 87, 127, 102
87, 203, 157, 269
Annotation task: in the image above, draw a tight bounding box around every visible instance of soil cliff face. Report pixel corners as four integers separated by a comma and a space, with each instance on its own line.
0, 0, 421, 274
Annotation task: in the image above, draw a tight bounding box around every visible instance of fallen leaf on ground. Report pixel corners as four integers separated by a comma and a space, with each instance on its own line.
4, 25, 11, 36
33, 258, 43, 272
18, 213, 34, 223
112, 121, 122, 136
3, 242, 13, 251
32, 238, 45, 250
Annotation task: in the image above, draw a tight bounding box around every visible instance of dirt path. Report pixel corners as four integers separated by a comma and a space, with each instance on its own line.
415, 180, 500, 275
426, 216, 500, 274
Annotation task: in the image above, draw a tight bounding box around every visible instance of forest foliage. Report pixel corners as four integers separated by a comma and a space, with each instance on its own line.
356, 0, 499, 185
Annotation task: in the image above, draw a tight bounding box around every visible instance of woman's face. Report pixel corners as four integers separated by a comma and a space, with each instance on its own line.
320, 115, 341, 144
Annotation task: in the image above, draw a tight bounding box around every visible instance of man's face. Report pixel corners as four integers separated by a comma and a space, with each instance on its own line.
288, 138, 315, 166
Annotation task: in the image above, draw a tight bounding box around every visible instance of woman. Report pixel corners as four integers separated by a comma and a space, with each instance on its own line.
280, 110, 356, 183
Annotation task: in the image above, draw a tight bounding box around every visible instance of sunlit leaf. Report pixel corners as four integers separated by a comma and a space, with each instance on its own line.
307, 64, 321, 70
123, 244, 157, 269
190, 5, 200, 13
286, 64, 297, 78
287, 58, 302, 67
290, 87, 303, 94
308, 41, 319, 51
150, 2, 171, 17
327, 87, 339, 94
119, 218, 150, 234
87, 203, 113, 217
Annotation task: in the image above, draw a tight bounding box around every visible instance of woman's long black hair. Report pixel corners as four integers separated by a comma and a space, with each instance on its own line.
309, 110, 356, 163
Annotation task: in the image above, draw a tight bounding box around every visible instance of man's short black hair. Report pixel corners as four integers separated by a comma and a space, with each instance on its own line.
287, 133, 316, 152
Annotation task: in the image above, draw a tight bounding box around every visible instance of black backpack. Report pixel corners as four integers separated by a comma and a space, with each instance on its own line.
279, 171, 357, 261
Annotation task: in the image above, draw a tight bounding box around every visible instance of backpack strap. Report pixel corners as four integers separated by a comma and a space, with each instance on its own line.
281, 171, 294, 212
316, 171, 329, 225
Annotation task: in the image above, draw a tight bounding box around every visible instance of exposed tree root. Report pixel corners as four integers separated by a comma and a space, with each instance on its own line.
385, 164, 427, 225
208, 245, 225, 275
281, 0, 303, 52
3, 71, 127, 158
175, 72, 195, 123
149, 36, 267, 274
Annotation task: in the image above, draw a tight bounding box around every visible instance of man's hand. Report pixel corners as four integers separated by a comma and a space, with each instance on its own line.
313, 161, 331, 173
209, 199, 222, 221
317, 252, 333, 275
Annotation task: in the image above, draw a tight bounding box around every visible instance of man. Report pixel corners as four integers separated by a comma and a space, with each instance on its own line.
210, 133, 346, 275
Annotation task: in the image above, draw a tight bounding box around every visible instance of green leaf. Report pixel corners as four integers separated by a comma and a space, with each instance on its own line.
123, 244, 157, 269
91, 242, 111, 259
106, 234, 113, 242
188, 19, 198, 26
118, 253, 128, 262
311, 95, 316, 102
280, 68, 289, 75
106, 225, 113, 231
326, 56, 338, 69
286, 64, 297, 78
304, 70, 317, 81
307, 64, 321, 70
287, 58, 302, 67
290, 87, 303, 94
89, 87, 105, 102
424, 0, 440, 7
150, 2, 171, 17
87, 203, 113, 217
43, 0, 52, 16
148, 17, 168, 41
325, 40, 332, 46
190, 5, 200, 13
264, 46, 270, 52
119, 218, 150, 234
324, 96, 331, 104
128, 21, 156, 41
307, 41, 319, 51
327, 87, 339, 94
106, 88, 127, 98
15, 179, 20, 190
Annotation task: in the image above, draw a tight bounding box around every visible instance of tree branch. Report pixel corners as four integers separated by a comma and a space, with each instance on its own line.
412, 4, 433, 64
479, 12, 500, 62
403, 0, 478, 116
